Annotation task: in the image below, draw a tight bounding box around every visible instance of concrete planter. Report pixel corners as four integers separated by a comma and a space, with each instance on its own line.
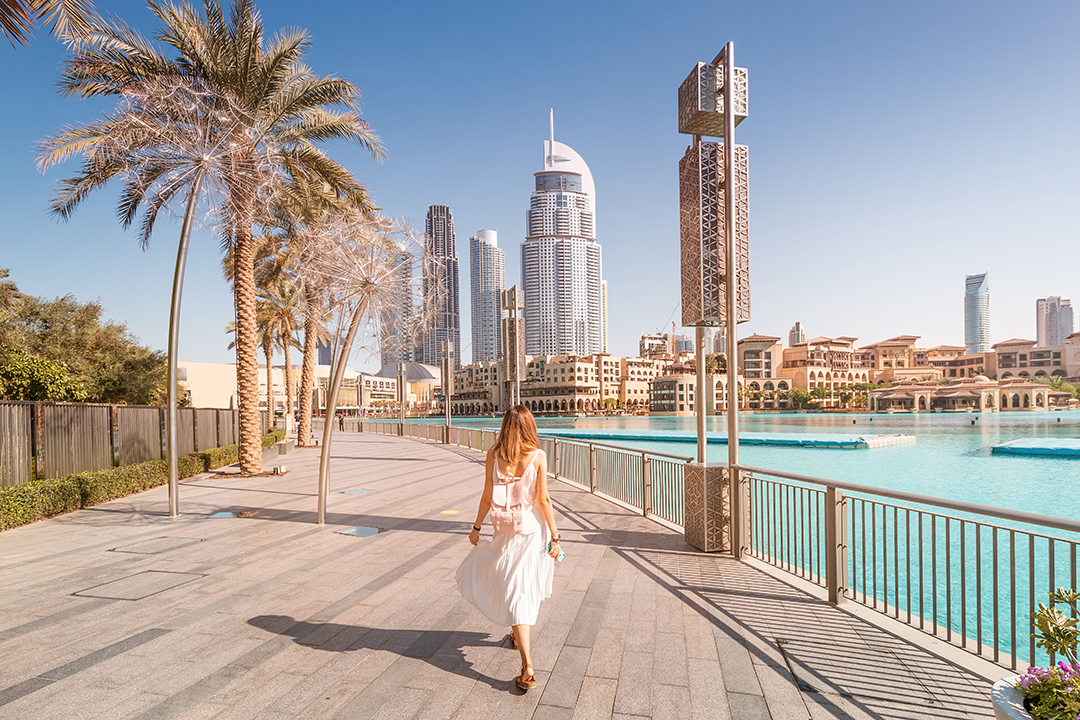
992, 676, 1031, 720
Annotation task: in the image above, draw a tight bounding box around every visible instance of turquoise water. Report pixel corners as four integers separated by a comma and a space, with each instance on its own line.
451, 411, 1080, 520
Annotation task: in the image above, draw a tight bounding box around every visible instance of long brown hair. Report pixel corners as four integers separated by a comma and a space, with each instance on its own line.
492, 405, 539, 466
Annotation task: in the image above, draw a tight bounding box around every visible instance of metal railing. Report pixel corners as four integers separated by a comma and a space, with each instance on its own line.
344, 418, 1080, 671
740, 464, 1080, 671
351, 420, 693, 532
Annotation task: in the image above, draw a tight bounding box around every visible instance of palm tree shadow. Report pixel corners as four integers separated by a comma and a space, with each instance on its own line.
248, 615, 514, 691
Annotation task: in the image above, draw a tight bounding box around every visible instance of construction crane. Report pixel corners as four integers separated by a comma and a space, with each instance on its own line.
645, 303, 680, 358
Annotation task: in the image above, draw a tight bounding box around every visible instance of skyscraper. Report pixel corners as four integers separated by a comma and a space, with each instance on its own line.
964, 273, 990, 354
1036, 296, 1074, 347
789, 322, 806, 346
470, 230, 504, 364
380, 251, 416, 368
521, 112, 604, 357
601, 280, 609, 353
421, 205, 461, 370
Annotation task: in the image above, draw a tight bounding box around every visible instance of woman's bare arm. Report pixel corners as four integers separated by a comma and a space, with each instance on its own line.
532, 451, 561, 556
468, 450, 496, 545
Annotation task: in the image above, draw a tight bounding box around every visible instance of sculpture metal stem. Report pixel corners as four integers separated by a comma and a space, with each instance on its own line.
166, 170, 205, 518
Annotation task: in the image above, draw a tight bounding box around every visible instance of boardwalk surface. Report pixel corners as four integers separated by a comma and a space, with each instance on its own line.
0, 431, 999, 719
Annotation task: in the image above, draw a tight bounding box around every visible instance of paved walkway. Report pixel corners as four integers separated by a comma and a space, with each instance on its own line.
0, 432, 999, 719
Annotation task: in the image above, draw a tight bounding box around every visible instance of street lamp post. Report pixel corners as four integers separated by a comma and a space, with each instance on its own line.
441, 340, 453, 442
397, 361, 406, 429
678, 41, 750, 555
502, 286, 525, 409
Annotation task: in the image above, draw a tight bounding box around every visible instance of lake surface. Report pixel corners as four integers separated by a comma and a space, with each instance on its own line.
450, 411, 1080, 520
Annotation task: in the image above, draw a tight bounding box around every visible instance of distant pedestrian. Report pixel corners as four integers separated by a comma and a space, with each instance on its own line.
338, 413, 345, 431
456, 405, 561, 691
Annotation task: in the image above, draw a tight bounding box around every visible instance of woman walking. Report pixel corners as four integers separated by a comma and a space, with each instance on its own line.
456, 405, 562, 690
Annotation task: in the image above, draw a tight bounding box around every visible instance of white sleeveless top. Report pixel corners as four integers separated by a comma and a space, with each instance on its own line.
492, 449, 541, 535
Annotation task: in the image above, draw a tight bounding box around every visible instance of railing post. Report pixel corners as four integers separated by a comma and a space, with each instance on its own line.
729, 466, 747, 559
825, 485, 847, 605
553, 440, 560, 482
642, 455, 652, 517
589, 443, 597, 493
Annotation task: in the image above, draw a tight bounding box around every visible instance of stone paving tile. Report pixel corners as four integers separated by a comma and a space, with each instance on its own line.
0, 430, 1004, 719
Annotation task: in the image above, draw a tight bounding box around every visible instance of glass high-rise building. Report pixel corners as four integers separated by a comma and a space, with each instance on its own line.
522, 113, 604, 357
1036, 296, 1074, 347
421, 205, 461, 370
964, 273, 990, 354
469, 229, 504, 364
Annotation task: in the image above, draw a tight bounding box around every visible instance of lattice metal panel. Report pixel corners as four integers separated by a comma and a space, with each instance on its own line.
502, 317, 525, 382
684, 464, 730, 553
680, 141, 750, 327
678, 62, 748, 137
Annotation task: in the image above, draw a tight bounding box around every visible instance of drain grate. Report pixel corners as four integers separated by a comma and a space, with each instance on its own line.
207, 510, 259, 518
74, 571, 204, 600
777, 639, 939, 706
335, 525, 389, 538
112, 537, 202, 554
341, 489, 373, 495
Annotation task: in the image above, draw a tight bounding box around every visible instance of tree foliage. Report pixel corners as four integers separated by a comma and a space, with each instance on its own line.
0, 350, 86, 401
0, 268, 167, 404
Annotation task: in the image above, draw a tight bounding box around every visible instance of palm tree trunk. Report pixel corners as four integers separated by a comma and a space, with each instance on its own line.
297, 285, 318, 445
233, 229, 262, 474
283, 331, 295, 432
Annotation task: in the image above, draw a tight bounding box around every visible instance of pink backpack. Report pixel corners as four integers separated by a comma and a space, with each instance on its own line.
490, 480, 527, 534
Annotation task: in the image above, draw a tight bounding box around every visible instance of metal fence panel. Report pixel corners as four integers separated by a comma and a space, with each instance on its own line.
0, 401, 33, 487
195, 409, 216, 451
217, 410, 235, 446
116, 406, 162, 467
176, 408, 195, 458
41, 403, 113, 479
596, 446, 644, 509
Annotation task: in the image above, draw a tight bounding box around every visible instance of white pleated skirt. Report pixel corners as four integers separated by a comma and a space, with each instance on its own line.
455, 509, 555, 627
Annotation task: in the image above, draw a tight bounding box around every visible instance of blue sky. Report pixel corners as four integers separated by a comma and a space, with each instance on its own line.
2, 0, 1078, 372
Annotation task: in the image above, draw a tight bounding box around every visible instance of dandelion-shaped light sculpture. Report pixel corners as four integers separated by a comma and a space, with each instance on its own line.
40, 74, 278, 517
292, 212, 442, 524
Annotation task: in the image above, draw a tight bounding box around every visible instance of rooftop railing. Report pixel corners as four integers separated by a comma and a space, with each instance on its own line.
346, 418, 1077, 671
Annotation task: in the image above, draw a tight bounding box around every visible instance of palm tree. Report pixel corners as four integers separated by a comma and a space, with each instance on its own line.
259, 279, 301, 429
1, 0, 95, 47
41, 0, 383, 476
227, 316, 274, 416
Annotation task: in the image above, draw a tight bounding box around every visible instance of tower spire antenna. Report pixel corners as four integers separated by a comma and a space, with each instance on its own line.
550, 108, 554, 146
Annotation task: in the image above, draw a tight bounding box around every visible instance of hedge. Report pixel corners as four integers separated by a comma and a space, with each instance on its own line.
0, 428, 286, 532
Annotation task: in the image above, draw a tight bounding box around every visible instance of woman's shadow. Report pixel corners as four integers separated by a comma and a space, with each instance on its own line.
248, 615, 516, 691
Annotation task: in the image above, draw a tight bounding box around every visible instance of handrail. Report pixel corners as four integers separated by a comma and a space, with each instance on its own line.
538, 433, 693, 464
736, 462, 1080, 536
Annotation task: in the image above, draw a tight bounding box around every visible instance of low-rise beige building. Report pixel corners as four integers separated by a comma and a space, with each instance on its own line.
870, 376, 1053, 413
778, 336, 870, 407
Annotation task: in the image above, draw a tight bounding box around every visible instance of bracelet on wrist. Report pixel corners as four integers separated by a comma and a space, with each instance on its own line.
472, 525, 481, 532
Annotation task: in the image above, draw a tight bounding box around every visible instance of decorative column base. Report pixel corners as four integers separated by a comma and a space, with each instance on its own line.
684, 462, 730, 553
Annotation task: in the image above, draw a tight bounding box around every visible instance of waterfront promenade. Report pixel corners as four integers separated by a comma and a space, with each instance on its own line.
0, 431, 1000, 719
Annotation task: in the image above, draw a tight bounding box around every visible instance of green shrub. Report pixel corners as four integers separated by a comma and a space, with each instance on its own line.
1, 431, 282, 530
262, 428, 285, 447
0, 477, 82, 530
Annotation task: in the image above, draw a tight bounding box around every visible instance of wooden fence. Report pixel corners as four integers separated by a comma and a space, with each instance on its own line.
0, 401, 268, 488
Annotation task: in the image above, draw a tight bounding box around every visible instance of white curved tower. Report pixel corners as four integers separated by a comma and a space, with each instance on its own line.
522, 112, 604, 357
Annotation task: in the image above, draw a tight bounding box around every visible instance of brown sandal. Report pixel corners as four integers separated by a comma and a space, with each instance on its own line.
516, 665, 536, 690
